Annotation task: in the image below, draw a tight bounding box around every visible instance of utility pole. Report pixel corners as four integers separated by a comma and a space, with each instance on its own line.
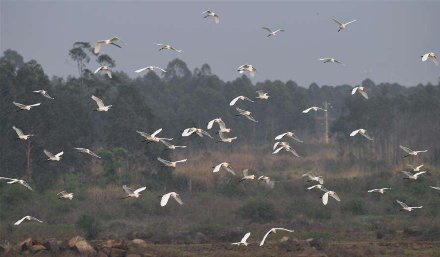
324, 101, 329, 144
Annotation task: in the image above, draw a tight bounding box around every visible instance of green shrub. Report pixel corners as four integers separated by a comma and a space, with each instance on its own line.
238, 199, 277, 223
341, 199, 367, 215
75, 214, 101, 239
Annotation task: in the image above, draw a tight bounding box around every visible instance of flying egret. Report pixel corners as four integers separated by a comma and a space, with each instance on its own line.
240, 169, 255, 182
235, 108, 258, 123
94, 66, 112, 78
207, 118, 231, 133
74, 147, 101, 159
322, 190, 341, 205
229, 96, 254, 106
44, 150, 63, 161
13, 102, 41, 111
258, 176, 275, 189
155, 43, 182, 53
430, 186, 440, 191
260, 228, 294, 246
421, 52, 438, 66
14, 216, 43, 226
182, 127, 213, 138
255, 90, 269, 100
232, 232, 251, 246
350, 129, 374, 140
237, 64, 256, 77
135, 66, 166, 74
351, 85, 368, 99
159, 139, 187, 150
368, 188, 391, 194
91, 95, 112, 112
94, 36, 125, 54
302, 106, 327, 113
161, 192, 183, 206
157, 157, 187, 168
202, 10, 219, 24
401, 170, 426, 180
408, 164, 424, 172
319, 58, 342, 64
0, 177, 32, 190
261, 27, 285, 37
396, 200, 422, 212
275, 131, 303, 143
212, 162, 236, 175
57, 191, 74, 200
307, 184, 328, 191
273, 142, 300, 157
12, 126, 33, 140
33, 90, 54, 100
122, 185, 147, 199
217, 131, 238, 143
332, 18, 356, 32
137, 128, 173, 143
302, 173, 324, 184
399, 145, 428, 158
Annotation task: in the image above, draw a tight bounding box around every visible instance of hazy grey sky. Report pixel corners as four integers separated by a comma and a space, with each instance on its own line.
1, 1, 439, 87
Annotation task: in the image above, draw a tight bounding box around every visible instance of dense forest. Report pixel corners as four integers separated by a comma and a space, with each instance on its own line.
1, 47, 440, 248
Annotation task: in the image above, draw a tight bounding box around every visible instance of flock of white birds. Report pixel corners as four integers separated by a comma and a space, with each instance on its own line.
1, 9, 439, 247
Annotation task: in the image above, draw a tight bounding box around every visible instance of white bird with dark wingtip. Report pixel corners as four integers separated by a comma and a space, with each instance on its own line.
57, 191, 74, 200
275, 131, 303, 143
94, 66, 112, 78
351, 85, 368, 99
255, 90, 269, 100
260, 228, 294, 246
12, 126, 33, 140
13, 102, 41, 111
368, 188, 391, 194
399, 145, 428, 158
122, 185, 147, 199
401, 170, 426, 180
155, 43, 182, 53
229, 96, 254, 106
319, 58, 342, 64
14, 216, 43, 226
0, 177, 33, 191
421, 52, 438, 66
94, 36, 125, 54
217, 131, 237, 143
332, 18, 357, 32
157, 157, 187, 168
396, 200, 422, 212
322, 190, 340, 205
302, 106, 327, 113
182, 127, 213, 138
33, 90, 54, 100
350, 129, 373, 141
91, 95, 112, 112
273, 142, 300, 157
44, 150, 63, 162
74, 147, 101, 159
137, 128, 173, 143
161, 192, 183, 206
262, 27, 285, 37
240, 169, 255, 182
207, 118, 231, 133
237, 64, 257, 77
159, 139, 187, 150
212, 162, 236, 175
235, 108, 258, 123
232, 232, 251, 246
302, 172, 324, 184
202, 10, 219, 24
135, 66, 166, 74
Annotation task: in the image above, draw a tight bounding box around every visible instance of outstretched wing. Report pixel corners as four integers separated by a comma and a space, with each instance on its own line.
91, 95, 105, 108
241, 232, 251, 243
262, 27, 273, 33
344, 19, 357, 26
172, 194, 184, 205
322, 192, 329, 205
332, 18, 343, 26
160, 193, 171, 206
213, 163, 223, 173
400, 145, 412, 154
12, 126, 25, 137
14, 216, 28, 225
134, 67, 148, 73
157, 157, 171, 165
396, 200, 408, 208
123, 185, 133, 195
44, 150, 55, 158
134, 186, 147, 194
401, 171, 413, 177
224, 166, 236, 175
229, 96, 241, 106
200, 129, 213, 139
275, 133, 287, 140
151, 128, 163, 137
259, 229, 273, 246
361, 133, 374, 141
94, 41, 103, 54
245, 115, 258, 123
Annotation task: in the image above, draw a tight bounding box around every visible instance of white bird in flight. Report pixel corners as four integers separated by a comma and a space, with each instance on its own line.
14, 216, 43, 226
33, 90, 54, 100
207, 118, 231, 133
236, 108, 258, 123
307, 184, 327, 191
302, 106, 327, 113
255, 90, 269, 100
408, 164, 424, 172
159, 140, 187, 150
396, 200, 423, 212
91, 95, 112, 112
430, 186, 440, 191
261, 27, 285, 37
229, 96, 254, 106
13, 102, 41, 111
258, 176, 275, 189
351, 85, 368, 99
240, 169, 255, 182
350, 129, 374, 141
319, 58, 342, 64
0, 177, 33, 190
182, 127, 213, 138
275, 131, 303, 143
237, 64, 257, 77
202, 10, 219, 24
421, 52, 438, 66
218, 131, 238, 143
157, 157, 187, 168
332, 18, 357, 32
212, 162, 236, 175
232, 232, 251, 246
302, 172, 324, 184
94, 36, 125, 54
137, 128, 173, 143
74, 147, 101, 159
94, 66, 112, 78
399, 145, 428, 158
401, 170, 426, 180
322, 190, 341, 205
135, 66, 167, 74
260, 228, 294, 246
58, 191, 74, 200
273, 142, 300, 157
44, 150, 63, 162
161, 192, 183, 206
122, 185, 147, 199
155, 43, 182, 53
12, 126, 33, 140
368, 188, 391, 194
